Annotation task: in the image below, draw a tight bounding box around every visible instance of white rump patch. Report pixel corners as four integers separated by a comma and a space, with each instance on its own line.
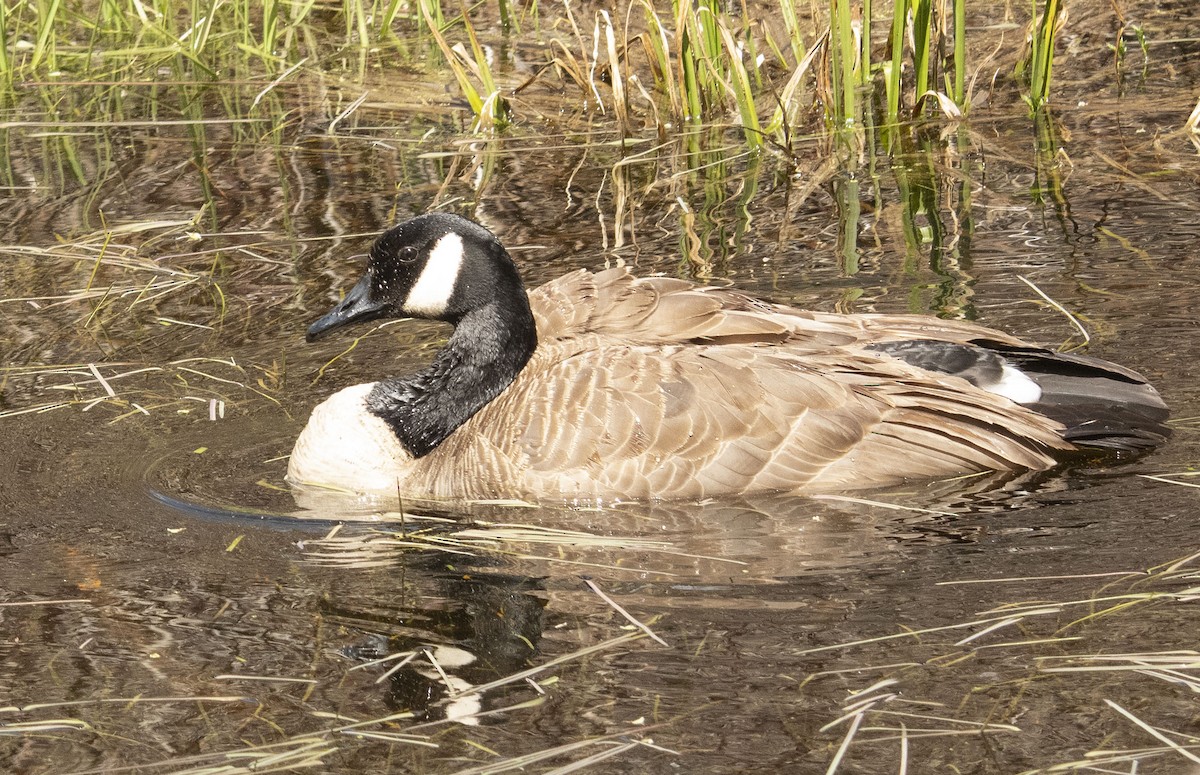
986, 364, 1043, 404
405, 232, 465, 316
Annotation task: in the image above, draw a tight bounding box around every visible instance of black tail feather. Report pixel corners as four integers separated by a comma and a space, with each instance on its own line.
979, 341, 1170, 454
871, 338, 1171, 456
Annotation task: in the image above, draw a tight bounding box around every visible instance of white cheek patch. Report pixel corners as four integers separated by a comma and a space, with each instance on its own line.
404, 232, 465, 316
986, 364, 1043, 405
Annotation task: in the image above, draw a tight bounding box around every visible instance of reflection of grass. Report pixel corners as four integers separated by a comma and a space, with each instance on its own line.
306, 512, 743, 578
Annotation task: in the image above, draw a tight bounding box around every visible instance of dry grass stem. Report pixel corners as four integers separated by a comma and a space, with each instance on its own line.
1103, 700, 1200, 765
376, 652, 420, 684
0, 598, 90, 607
1017, 275, 1091, 346
446, 729, 654, 775
809, 493, 957, 517
1140, 473, 1200, 489
825, 710, 866, 774
937, 571, 1143, 585
347, 650, 418, 671
1187, 97, 1200, 133
584, 579, 669, 647
0, 696, 248, 713
0, 718, 92, 734
214, 674, 318, 684
443, 631, 647, 703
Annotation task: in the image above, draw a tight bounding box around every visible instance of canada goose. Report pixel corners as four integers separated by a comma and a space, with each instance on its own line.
288, 213, 1169, 502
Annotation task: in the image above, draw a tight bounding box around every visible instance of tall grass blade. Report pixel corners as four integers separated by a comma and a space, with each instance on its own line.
419, 1, 490, 128
31, 0, 64, 72
952, 0, 966, 106
829, 0, 858, 127
676, 0, 704, 121
600, 11, 627, 130
765, 31, 823, 141
910, 0, 932, 99
885, 0, 907, 127
641, 2, 682, 118
859, 0, 872, 88
718, 20, 761, 148
779, 0, 805, 62
459, 1, 500, 100
1025, 0, 1063, 111
0, 0, 10, 91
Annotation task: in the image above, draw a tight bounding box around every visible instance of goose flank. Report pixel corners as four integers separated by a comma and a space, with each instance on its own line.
287, 213, 1169, 502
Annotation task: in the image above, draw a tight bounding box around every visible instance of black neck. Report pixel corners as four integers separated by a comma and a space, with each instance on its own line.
365, 298, 537, 458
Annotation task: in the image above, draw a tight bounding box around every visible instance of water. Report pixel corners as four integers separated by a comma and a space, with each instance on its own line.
3, 23, 1200, 775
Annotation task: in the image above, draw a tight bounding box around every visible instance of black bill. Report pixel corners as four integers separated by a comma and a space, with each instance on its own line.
306, 274, 388, 342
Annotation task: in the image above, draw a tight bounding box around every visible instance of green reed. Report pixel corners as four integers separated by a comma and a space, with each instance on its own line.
718, 18, 762, 147
0, 2, 10, 93
877, 0, 968, 129
623, 0, 766, 144
415, 0, 446, 36
828, 0, 859, 129
1021, 0, 1063, 112
951, 0, 965, 105
30, 0, 63, 74
420, 1, 509, 130
3, 0, 347, 87
0, 0, 1072, 154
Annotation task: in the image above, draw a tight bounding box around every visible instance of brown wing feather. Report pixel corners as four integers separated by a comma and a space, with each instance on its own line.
408, 270, 1075, 501
423, 340, 1066, 501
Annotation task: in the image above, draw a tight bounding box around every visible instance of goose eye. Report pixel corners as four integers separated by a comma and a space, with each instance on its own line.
397, 246, 419, 263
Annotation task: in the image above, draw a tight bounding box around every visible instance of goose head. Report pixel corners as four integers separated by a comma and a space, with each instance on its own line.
306, 212, 530, 338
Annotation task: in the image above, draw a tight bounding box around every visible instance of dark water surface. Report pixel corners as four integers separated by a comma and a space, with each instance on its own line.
4, 14, 1200, 775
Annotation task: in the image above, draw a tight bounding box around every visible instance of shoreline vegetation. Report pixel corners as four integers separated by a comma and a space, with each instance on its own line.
1, 0, 1073, 142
